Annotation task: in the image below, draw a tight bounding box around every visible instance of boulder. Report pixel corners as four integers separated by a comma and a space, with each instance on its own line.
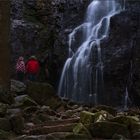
112, 133, 126, 140
0, 118, 11, 131
65, 133, 92, 139
0, 129, 12, 140
95, 105, 117, 116
0, 86, 14, 104
0, 102, 8, 117
130, 122, 140, 134
46, 132, 73, 139
11, 79, 26, 94
15, 134, 56, 140
10, 114, 25, 134
15, 95, 38, 108
90, 121, 130, 139
80, 110, 112, 126
7, 108, 22, 116
73, 123, 92, 138
110, 116, 139, 128
27, 82, 61, 108
132, 132, 140, 139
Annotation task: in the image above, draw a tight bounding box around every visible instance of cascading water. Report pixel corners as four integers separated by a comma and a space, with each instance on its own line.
58, 0, 124, 105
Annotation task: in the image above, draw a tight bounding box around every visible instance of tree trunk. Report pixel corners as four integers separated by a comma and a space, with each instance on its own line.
0, 0, 10, 89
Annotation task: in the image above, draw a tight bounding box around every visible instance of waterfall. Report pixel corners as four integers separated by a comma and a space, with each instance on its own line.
58, 0, 124, 105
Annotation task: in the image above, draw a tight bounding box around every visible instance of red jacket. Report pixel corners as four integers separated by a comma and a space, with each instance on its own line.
26, 59, 40, 74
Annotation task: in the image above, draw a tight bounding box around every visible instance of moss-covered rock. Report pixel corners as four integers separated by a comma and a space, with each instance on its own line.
80, 110, 112, 126
73, 123, 92, 138
90, 121, 130, 139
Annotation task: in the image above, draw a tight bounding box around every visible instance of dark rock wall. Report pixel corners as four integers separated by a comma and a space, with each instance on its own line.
11, 0, 90, 62
101, 0, 140, 106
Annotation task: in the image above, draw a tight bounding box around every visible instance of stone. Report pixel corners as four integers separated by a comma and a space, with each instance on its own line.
0, 118, 11, 131
7, 108, 22, 115
132, 132, 140, 139
90, 121, 130, 139
27, 82, 60, 108
10, 114, 25, 134
15, 95, 38, 108
0, 102, 8, 117
0, 86, 14, 104
0, 129, 11, 140
73, 123, 92, 138
112, 134, 126, 140
29, 123, 77, 135
10, 79, 26, 94
130, 122, 140, 134
80, 110, 112, 126
95, 105, 117, 116
46, 132, 72, 139
109, 116, 139, 127
65, 133, 92, 139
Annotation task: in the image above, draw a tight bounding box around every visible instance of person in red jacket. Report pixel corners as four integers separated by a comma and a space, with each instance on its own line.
26, 56, 40, 81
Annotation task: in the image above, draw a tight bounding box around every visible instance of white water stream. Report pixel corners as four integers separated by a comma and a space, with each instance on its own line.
58, 0, 124, 104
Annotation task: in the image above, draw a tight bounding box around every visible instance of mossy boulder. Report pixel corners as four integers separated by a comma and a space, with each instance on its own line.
0, 102, 8, 117
73, 123, 92, 138
80, 110, 112, 126
90, 121, 130, 139
27, 82, 61, 108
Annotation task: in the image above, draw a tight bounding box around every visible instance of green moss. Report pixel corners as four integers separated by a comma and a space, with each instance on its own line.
73, 123, 92, 138
80, 110, 112, 126
80, 111, 95, 126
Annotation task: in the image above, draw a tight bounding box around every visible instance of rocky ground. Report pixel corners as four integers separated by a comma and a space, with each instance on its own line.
0, 80, 139, 140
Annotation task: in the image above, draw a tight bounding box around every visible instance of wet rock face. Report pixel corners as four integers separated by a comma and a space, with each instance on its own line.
101, 0, 140, 106
11, 0, 23, 20
11, 0, 90, 63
